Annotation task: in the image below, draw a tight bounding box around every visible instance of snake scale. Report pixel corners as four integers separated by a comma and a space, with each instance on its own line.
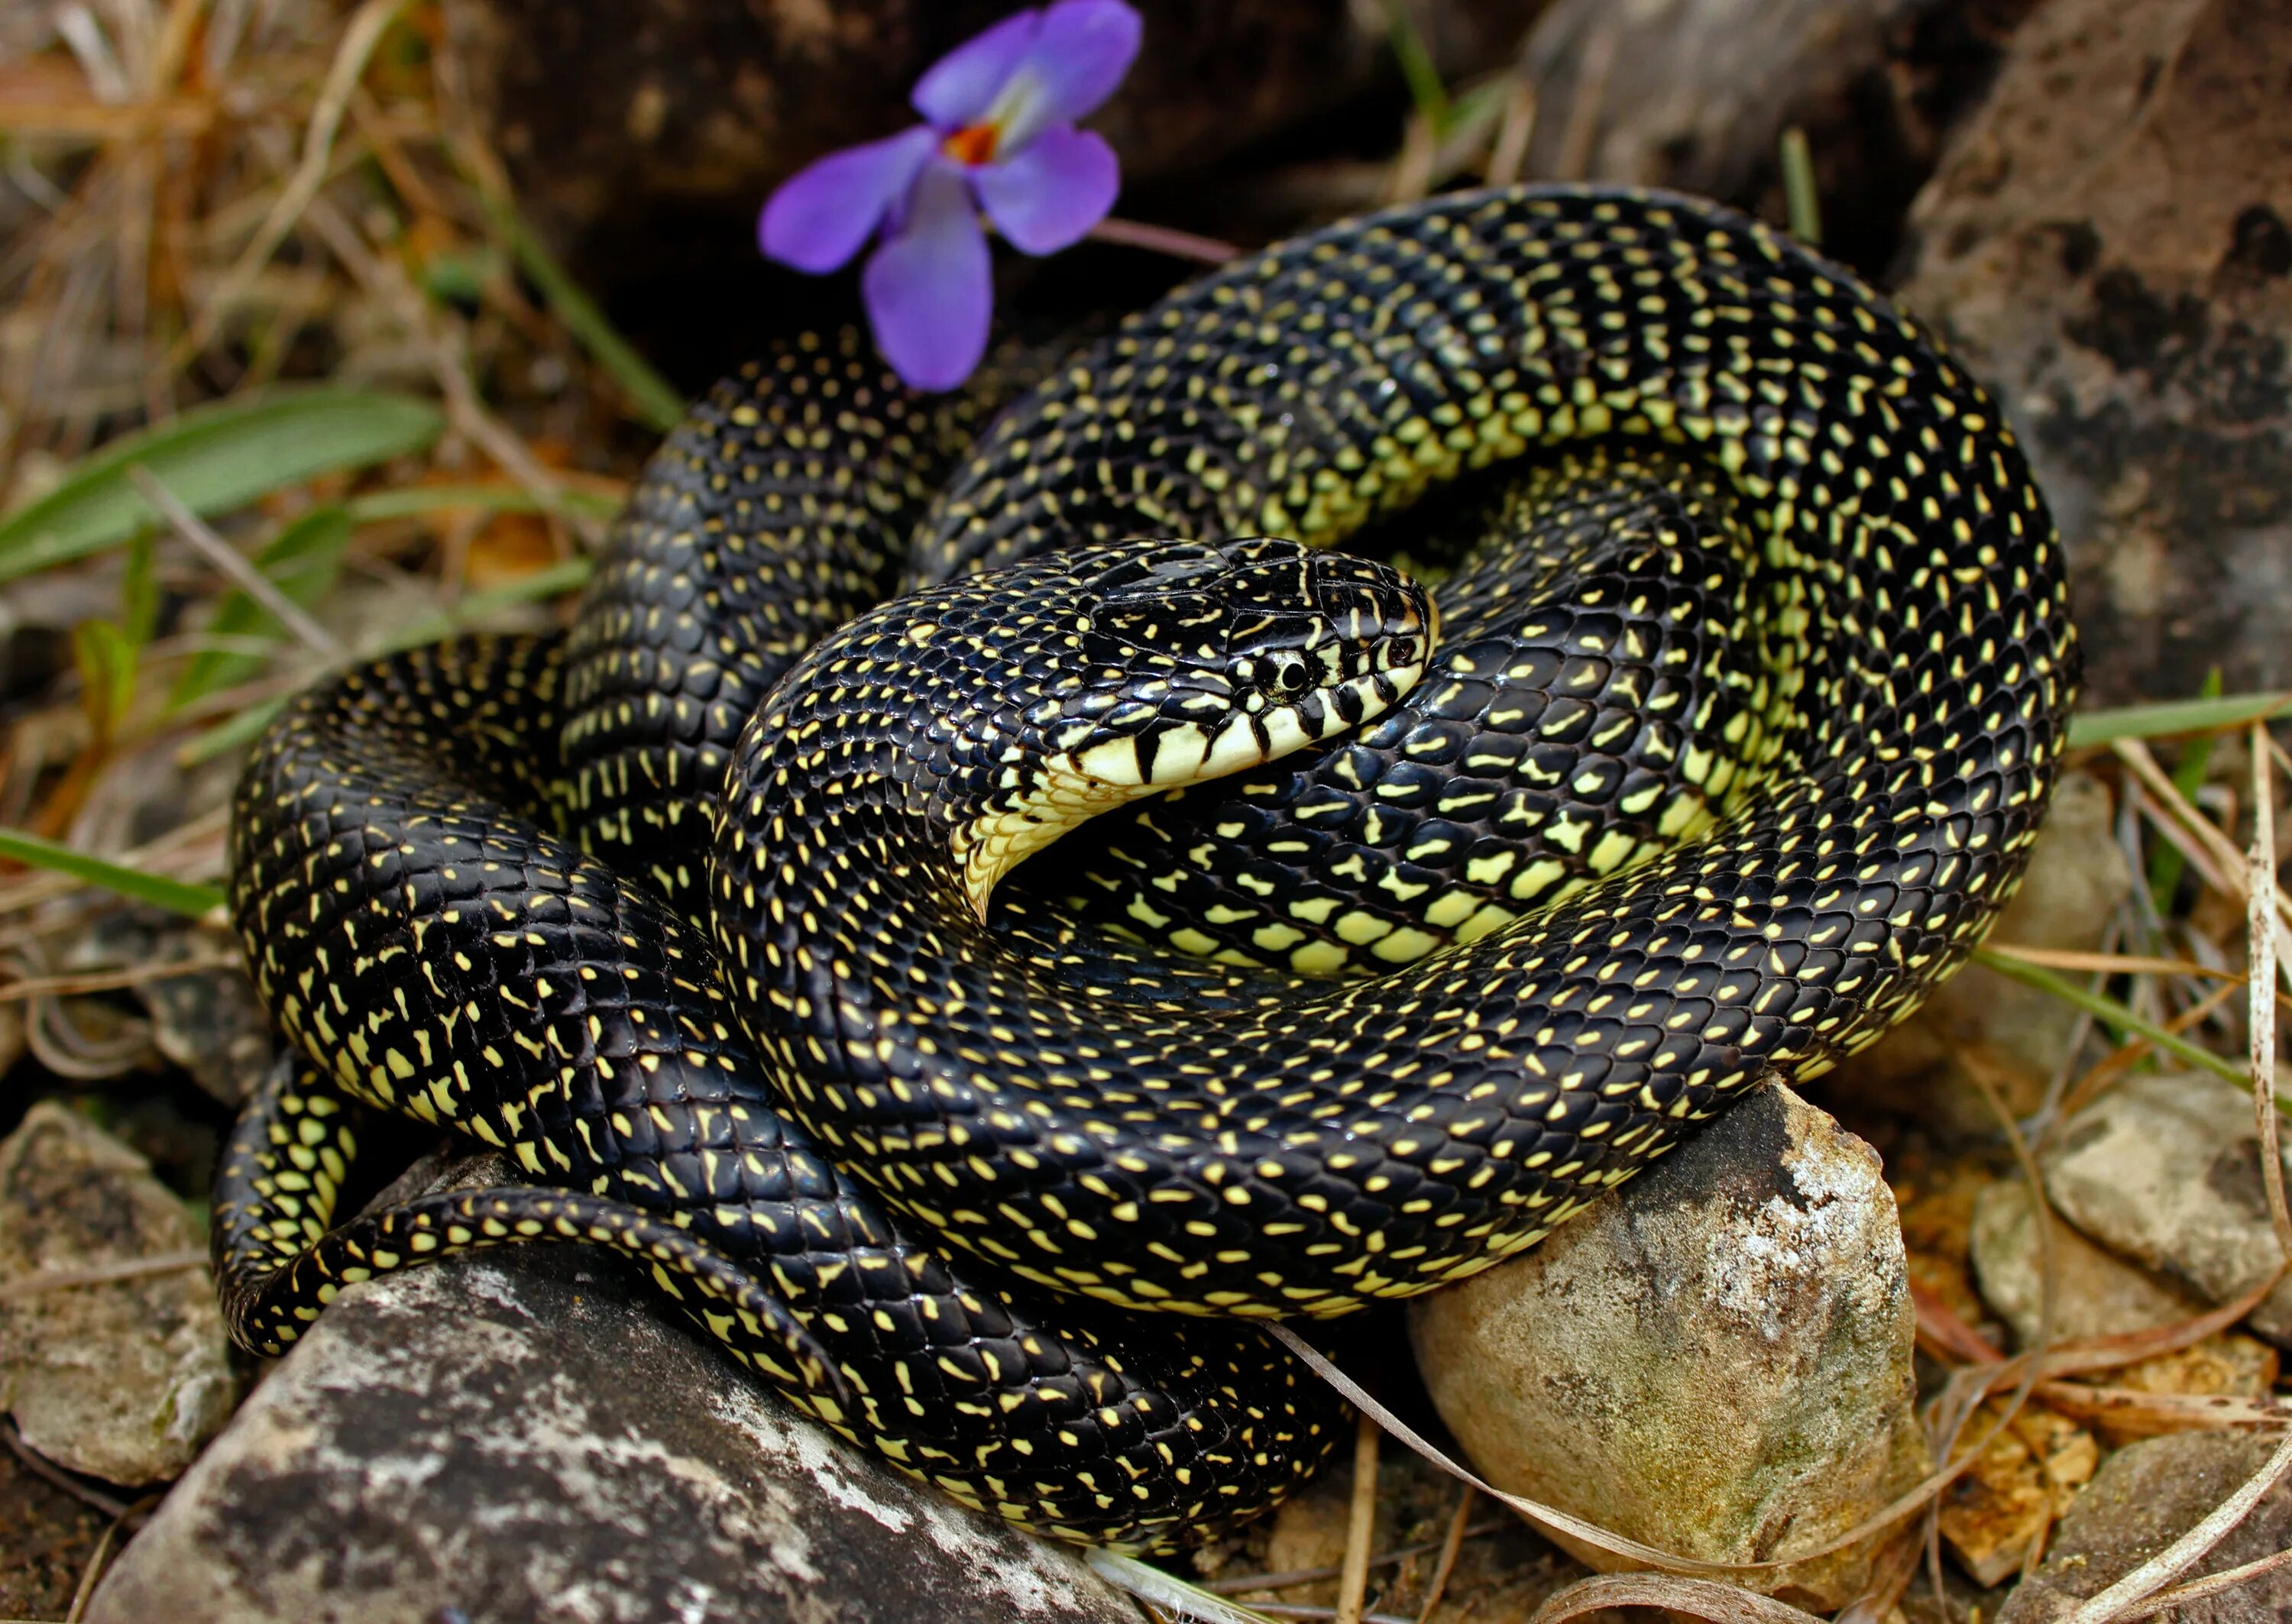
215, 186, 2077, 1552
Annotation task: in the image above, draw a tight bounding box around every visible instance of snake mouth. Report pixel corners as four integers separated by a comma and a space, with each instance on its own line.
1148, 655, 1432, 787
954, 596, 1437, 921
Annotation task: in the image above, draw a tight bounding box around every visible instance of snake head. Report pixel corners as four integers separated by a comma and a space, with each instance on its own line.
1063, 537, 1436, 787
950, 537, 1434, 920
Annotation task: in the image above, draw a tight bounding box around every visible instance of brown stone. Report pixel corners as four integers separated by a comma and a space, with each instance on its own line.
1408, 1086, 1925, 1612
0, 1102, 234, 1486
1899, 0, 2292, 704
1997, 1432, 2292, 1623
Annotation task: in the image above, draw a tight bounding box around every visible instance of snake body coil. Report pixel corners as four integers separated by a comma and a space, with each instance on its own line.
219, 186, 2077, 1551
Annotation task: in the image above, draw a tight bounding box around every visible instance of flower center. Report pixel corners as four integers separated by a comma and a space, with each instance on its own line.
941, 122, 1001, 166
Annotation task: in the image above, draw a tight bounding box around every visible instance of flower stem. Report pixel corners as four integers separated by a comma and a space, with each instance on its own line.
1086, 216, 1239, 264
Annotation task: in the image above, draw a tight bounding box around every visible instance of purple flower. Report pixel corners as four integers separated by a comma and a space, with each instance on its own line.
759, 0, 1141, 391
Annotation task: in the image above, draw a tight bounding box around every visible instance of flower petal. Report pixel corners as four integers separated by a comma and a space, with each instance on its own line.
861, 162, 993, 391
911, 8, 1041, 130
759, 125, 937, 273
975, 126, 1118, 255
1016, 0, 1141, 125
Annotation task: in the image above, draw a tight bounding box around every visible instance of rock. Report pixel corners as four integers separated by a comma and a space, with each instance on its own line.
2039, 1070, 2292, 1346
1407, 1085, 1925, 1612
1970, 1177, 2206, 1347
1506, 0, 2042, 276
87, 1243, 1138, 1624
1997, 1432, 2292, 1623
1898, 0, 2292, 704
1934, 1400, 2096, 1587
1853, 772, 2132, 1127
0, 1102, 235, 1485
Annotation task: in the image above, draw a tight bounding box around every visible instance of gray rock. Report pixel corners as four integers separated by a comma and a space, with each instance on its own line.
87, 1242, 1138, 1624
1853, 772, 2132, 1126
1997, 1432, 2292, 1623
1407, 1085, 1924, 1613
1899, 0, 2292, 704
0, 1101, 235, 1484
1970, 1177, 2206, 1349
1504, 0, 2039, 277
2040, 1070, 2292, 1346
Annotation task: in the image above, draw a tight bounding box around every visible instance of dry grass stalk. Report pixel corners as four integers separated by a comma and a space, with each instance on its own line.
1410, 1487, 1474, 1624
2249, 726, 2292, 1258
126, 464, 343, 654
2060, 1432, 2292, 1624
1335, 1409, 1382, 1624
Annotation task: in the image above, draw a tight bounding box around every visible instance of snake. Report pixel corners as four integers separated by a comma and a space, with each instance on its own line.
214, 185, 2077, 1554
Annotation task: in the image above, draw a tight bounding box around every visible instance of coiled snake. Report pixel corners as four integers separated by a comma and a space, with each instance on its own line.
216, 186, 2077, 1552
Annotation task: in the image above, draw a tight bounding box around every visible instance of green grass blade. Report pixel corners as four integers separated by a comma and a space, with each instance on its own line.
1381, 0, 1452, 137
2070, 691, 2292, 746
1779, 125, 1822, 247
480, 195, 685, 434
72, 620, 138, 733
381, 557, 592, 650
1971, 946, 2285, 1110
344, 484, 622, 523
0, 389, 444, 583
171, 505, 354, 709
176, 695, 286, 767
121, 527, 160, 649
0, 827, 224, 918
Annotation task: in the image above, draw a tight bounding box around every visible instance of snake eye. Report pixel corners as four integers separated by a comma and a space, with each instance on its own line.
1264, 651, 1313, 697
1387, 636, 1420, 668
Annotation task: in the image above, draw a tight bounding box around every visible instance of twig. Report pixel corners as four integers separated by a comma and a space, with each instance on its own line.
2061, 1431, 2292, 1624
1484, 81, 1536, 186
2118, 1545, 2292, 1619
1413, 1487, 1475, 1624
2033, 1381, 2290, 1435
188, 0, 407, 354
2056, 977, 2242, 1119
1984, 942, 2292, 1015
1205, 1521, 1510, 1595
2, 1419, 133, 1521
1551, 22, 1617, 180
2250, 726, 2291, 1260
0, 955, 239, 1001
296, 194, 596, 548
1266, 1322, 2046, 1578
1528, 1571, 1828, 1623
0, 1249, 209, 1301
1336, 1409, 1381, 1624
2118, 738, 2292, 989
1977, 949, 2257, 1095
128, 466, 345, 657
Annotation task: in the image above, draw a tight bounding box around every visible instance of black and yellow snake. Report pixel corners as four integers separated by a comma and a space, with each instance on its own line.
215, 186, 2077, 1552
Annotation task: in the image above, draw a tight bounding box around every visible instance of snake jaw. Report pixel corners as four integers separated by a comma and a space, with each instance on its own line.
950, 646, 1433, 924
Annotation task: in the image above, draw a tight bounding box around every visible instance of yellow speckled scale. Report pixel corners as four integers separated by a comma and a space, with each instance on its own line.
220, 186, 2075, 1553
